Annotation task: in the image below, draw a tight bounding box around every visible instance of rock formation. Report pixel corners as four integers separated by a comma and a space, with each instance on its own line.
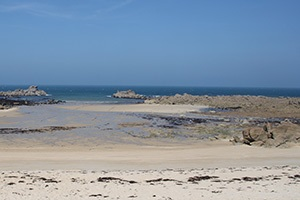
113, 90, 146, 100
241, 123, 274, 145
0, 86, 64, 110
144, 93, 300, 118
233, 122, 300, 147
0, 86, 47, 96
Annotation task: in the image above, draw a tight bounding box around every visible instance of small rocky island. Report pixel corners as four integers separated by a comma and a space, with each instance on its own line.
113, 90, 147, 100
0, 85, 47, 97
0, 86, 63, 109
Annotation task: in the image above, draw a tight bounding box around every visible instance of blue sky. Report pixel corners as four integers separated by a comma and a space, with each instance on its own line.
0, 0, 299, 87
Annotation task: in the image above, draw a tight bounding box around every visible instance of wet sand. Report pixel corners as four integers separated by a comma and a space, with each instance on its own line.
60, 104, 207, 114
0, 107, 22, 118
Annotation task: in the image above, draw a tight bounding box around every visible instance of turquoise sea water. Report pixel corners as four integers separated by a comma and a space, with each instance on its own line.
1, 85, 300, 103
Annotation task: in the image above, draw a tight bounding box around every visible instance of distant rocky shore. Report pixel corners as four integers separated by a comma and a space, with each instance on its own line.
0, 86, 63, 110
113, 90, 300, 118
0, 85, 47, 97
147, 93, 300, 118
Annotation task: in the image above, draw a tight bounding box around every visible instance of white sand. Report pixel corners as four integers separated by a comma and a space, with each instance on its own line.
0, 165, 299, 200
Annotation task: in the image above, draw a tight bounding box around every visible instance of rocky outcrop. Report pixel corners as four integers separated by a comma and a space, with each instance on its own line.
0, 86, 47, 97
145, 93, 300, 118
0, 98, 64, 109
241, 123, 274, 145
113, 90, 146, 100
232, 122, 300, 147
0, 86, 60, 109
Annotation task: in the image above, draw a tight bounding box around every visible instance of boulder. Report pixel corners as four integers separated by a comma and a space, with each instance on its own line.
241, 123, 273, 145
235, 122, 300, 147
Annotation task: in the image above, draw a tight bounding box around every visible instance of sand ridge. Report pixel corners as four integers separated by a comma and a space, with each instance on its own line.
1, 143, 300, 171
59, 104, 208, 114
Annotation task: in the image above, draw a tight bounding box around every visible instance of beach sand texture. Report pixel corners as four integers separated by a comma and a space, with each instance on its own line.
1, 166, 300, 200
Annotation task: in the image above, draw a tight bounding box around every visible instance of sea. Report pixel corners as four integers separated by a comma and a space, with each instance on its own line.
1, 85, 300, 104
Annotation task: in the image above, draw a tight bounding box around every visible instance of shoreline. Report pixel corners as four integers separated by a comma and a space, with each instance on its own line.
1, 102, 300, 199
2, 91, 300, 118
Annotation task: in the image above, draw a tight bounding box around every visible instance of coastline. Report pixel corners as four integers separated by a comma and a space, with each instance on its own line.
1, 101, 300, 199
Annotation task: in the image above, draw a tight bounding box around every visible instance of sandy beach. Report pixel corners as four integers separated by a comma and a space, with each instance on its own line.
1, 103, 300, 199
60, 104, 207, 114
2, 0, 300, 198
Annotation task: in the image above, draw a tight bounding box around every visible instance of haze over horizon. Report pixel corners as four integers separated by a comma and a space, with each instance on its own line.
1, 0, 299, 88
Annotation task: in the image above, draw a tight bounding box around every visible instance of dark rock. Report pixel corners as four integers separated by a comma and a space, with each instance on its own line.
188, 175, 219, 182
288, 174, 300, 179
0, 97, 65, 109
145, 178, 177, 183
33, 177, 60, 183
242, 176, 263, 181
89, 194, 102, 197
4, 176, 18, 178
0, 126, 80, 135
97, 177, 137, 184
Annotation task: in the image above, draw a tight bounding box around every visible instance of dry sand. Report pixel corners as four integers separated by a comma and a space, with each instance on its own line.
1, 142, 300, 171
1, 143, 300, 200
1, 142, 300, 200
1, 166, 299, 200
1, 104, 300, 199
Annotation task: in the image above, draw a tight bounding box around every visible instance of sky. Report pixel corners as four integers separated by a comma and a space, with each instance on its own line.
0, 0, 299, 87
